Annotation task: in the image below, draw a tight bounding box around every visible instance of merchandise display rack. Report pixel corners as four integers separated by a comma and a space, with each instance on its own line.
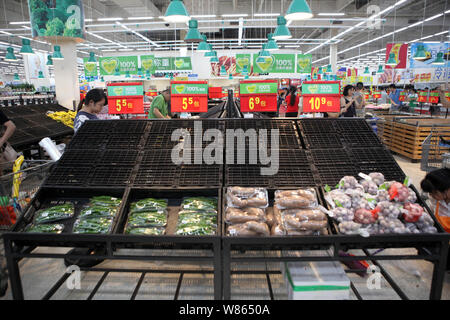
2, 118, 449, 300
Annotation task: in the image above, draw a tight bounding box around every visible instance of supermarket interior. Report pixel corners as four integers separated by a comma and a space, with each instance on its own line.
0, 0, 449, 303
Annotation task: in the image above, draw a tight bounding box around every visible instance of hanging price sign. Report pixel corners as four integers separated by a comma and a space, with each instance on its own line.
107, 82, 144, 114
399, 91, 406, 102
302, 81, 341, 113
239, 80, 278, 112
418, 91, 428, 103
429, 91, 439, 104
373, 91, 382, 99
171, 81, 208, 113
445, 92, 450, 102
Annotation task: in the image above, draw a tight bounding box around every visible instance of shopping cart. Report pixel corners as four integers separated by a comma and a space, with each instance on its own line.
0, 157, 55, 297
420, 128, 450, 172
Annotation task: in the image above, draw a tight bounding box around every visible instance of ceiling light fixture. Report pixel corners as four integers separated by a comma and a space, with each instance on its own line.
285, 0, 313, 20
163, 0, 191, 23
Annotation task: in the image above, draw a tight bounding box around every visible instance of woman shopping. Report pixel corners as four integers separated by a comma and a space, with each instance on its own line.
339, 85, 357, 117
73, 88, 108, 133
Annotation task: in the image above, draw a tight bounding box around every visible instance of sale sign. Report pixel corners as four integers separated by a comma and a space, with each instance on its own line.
107, 82, 144, 114
385, 43, 408, 69
302, 81, 341, 113
239, 80, 278, 112
429, 91, 439, 104
399, 91, 406, 102
373, 91, 382, 99
418, 91, 428, 103
171, 81, 208, 113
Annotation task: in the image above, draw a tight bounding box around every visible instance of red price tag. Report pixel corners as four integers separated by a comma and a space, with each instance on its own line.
171, 96, 207, 113
240, 95, 277, 112
418, 92, 427, 103
373, 92, 381, 99
302, 96, 340, 113
108, 97, 144, 114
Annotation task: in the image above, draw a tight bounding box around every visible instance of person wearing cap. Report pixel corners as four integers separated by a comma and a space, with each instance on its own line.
148, 88, 171, 119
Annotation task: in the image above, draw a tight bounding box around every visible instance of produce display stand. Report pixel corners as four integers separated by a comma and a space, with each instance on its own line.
2, 118, 449, 300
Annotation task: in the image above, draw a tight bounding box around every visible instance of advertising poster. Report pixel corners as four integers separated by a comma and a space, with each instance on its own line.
27, 0, 85, 39
296, 54, 312, 74
410, 42, 450, 83
385, 43, 409, 69
140, 55, 155, 73
26, 52, 46, 79
252, 54, 296, 74
99, 56, 138, 75
83, 57, 98, 77
236, 54, 252, 74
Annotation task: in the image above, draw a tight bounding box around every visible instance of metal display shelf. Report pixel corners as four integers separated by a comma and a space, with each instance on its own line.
221, 186, 449, 300
4, 187, 222, 300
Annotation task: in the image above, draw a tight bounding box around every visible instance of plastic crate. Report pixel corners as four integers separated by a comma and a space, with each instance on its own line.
178, 165, 222, 187
113, 120, 148, 134
298, 119, 338, 133
76, 121, 116, 135
334, 119, 372, 133
141, 149, 174, 165
26, 126, 52, 137
9, 130, 34, 146
310, 148, 352, 164
304, 134, 343, 149
340, 133, 381, 148
69, 134, 108, 149
357, 163, 406, 182
348, 147, 397, 164
88, 166, 134, 186
58, 149, 101, 166
145, 135, 184, 149
44, 166, 92, 186
133, 166, 179, 187
225, 165, 273, 187
106, 134, 142, 149
315, 164, 359, 186
100, 150, 139, 166
272, 166, 318, 187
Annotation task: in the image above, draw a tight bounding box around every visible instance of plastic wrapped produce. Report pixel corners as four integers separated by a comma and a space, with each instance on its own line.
176, 223, 216, 235
126, 227, 165, 235
275, 189, 317, 209
281, 209, 326, 221
178, 212, 217, 226
90, 196, 122, 208
338, 176, 359, 190
26, 223, 64, 233
369, 172, 385, 186
330, 207, 354, 223
389, 182, 409, 202
354, 208, 378, 224
182, 197, 218, 211
130, 198, 168, 213
73, 217, 113, 234
375, 201, 402, 219
404, 223, 421, 234
364, 223, 380, 235
281, 209, 328, 232
34, 204, 75, 224
227, 187, 268, 208
338, 221, 362, 235
376, 189, 390, 203
225, 207, 266, 224
406, 188, 417, 203
415, 212, 435, 229
360, 179, 378, 195
378, 217, 409, 234
326, 189, 352, 209
402, 203, 424, 223
352, 197, 372, 210
271, 207, 285, 236
227, 221, 270, 236
127, 211, 168, 228
78, 205, 118, 219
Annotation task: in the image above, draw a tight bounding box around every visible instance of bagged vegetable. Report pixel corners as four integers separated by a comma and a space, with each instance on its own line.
90, 196, 122, 208
378, 217, 410, 234
388, 182, 409, 202
127, 211, 168, 228
227, 221, 270, 237
406, 188, 417, 203
374, 201, 402, 219
360, 179, 378, 195
73, 217, 113, 234
182, 197, 218, 211
338, 221, 362, 235
369, 172, 385, 186
275, 188, 317, 209
26, 223, 64, 233
352, 197, 372, 210
175, 222, 216, 236
376, 189, 390, 202
227, 187, 268, 208
178, 212, 217, 226
338, 176, 359, 190
225, 207, 266, 224
35, 203, 75, 224
326, 189, 352, 209
402, 203, 424, 223
126, 227, 165, 235
354, 208, 378, 224
270, 207, 285, 236
130, 198, 168, 213
330, 207, 354, 223
78, 205, 118, 219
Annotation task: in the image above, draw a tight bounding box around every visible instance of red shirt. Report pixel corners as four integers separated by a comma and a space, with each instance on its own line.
285, 94, 300, 113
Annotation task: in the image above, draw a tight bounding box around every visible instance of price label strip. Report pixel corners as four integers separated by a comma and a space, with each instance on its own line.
239, 80, 278, 112
107, 82, 144, 114
170, 81, 208, 113
302, 81, 341, 113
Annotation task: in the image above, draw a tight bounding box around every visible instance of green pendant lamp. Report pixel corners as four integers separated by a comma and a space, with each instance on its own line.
205, 49, 216, 57
4, 47, 17, 61
114, 67, 121, 76
323, 74, 328, 81
229, 74, 233, 80
210, 54, 219, 63
197, 35, 210, 52
432, 52, 445, 65
413, 44, 427, 61
285, 0, 313, 21
137, 68, 143, 76
125, 71, 131, 78
101, 76, 105, 82
220, 65, 227, 76
14, 73, 19, 81
185, 19, 202, 43
145, 70, 151, 79
386, 53, 397, 66
244, 75, 249, 79
163, 0, 190, 23
273, 16, 292, 40
265, 33, 279, 51
364, 66, 370, 75
46, 55, 53, 65
242, 65, 249, 75
256, 49, 271, 63
325, 64, 332, 74
88, 52, 96, 62
38, 71, 44, 79
377, 64, 384, 74
318, 67, 323, 75
52, 45, 64, 60
19, 38, 34, 55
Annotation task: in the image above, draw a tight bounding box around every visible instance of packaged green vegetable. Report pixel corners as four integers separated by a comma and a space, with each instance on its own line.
127, 211, 167, 228
72, 217, 113, 234
78, 205, 118, 219
181, 197, 217, 211
178, 213, 217, 226
35, 204, 75, 224
178, 209, 217, 217
175, 224, 216, 236
90, 196, 121, 208
126, 227, 165, 235
26, 223, 64, 234
130, 198, 168, 213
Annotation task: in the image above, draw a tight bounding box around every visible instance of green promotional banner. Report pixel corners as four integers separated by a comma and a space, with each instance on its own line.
297, 54, 312, 74
140, 55, 155, 73
240, 82, 278, 94
173, 57, 192, 70
28, 0, 85, 39
236, 54, 251, 74
83, 58, 97, 77
253, 54, 296, 74
171, 83, 208, 95
99, 56, 138, 75
107, 85, 143, 97
302, 83, 340, 95
153, 57, 192, 71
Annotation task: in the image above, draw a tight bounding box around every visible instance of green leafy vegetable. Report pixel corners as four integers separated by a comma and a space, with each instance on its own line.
130, 198, 168, 213
79, 206, 117, 219
35, 204, 74, 224
26, 223, 64, 234
126, 227, 164, 235
72, 217, 113, 234
127, 211, 167, 228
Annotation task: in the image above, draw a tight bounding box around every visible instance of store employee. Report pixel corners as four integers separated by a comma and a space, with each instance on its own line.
148, 88, 171, 119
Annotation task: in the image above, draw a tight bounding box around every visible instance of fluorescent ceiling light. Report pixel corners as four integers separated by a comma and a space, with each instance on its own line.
254, 13, 280, 17
0, 31, 12, 35
118, 48, 133, 51
191, 15, 216, 18
10, 21, 30, 25
98, 17, 123, 21
85, 19, 93, 22
222, 14, 248, 17
435, 31, 449, 36
127, 17, 154, 20
425, 13, 443, 22
318, 13, 345, 16
22, 26, 31, 30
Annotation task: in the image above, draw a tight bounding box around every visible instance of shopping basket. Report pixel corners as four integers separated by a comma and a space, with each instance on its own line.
420, 128, 450, 173
0, 157, 54, 297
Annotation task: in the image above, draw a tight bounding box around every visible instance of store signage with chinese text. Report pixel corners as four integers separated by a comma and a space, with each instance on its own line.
239, 80, 278, 112
107, 82, 144, 114
302, 81, 341, 113
171, 81, 208, 113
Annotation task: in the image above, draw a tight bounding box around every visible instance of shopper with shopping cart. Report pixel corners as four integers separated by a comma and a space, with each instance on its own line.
0, 109, 16, 175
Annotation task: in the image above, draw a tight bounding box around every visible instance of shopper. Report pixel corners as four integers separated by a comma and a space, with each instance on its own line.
388, 84, 403, 112
148, 88, 171, 119
285, 86, 300, 117
0, 110, 16, 175
438, 83, 450, 109
407, 87, 418, 113
339, 85, 357, 117
74, 88, 107, 133
143, 90, 150, 103
353, 82, 366, 110
378, 87, 389, 104
277, 88, 289, 116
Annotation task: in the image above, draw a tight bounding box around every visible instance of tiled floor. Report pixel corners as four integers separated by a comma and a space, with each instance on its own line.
0, 154, 449, 300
